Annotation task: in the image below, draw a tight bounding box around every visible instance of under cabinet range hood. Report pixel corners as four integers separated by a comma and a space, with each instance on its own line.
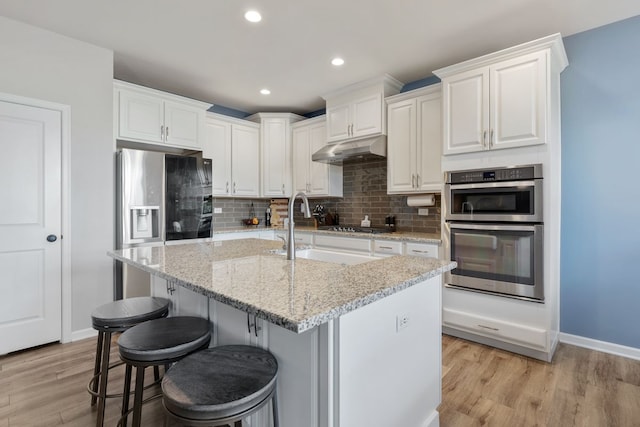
312, 135, 387, 164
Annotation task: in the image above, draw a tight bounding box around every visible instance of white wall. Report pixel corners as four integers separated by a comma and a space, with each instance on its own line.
0, 16, 114, 334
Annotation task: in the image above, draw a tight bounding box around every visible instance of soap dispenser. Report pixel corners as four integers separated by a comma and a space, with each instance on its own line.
360, 215, 371, 228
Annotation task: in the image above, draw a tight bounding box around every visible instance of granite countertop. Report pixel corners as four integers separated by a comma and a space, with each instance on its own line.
109, 239, 455, 333
215, 226, 442, 244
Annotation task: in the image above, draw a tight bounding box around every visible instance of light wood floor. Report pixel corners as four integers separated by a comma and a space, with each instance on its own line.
1, 334, 639, 426
440, 335, 640, 426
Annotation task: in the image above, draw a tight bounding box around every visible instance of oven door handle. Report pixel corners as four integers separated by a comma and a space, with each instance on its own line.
445, 180, 538, 190
447, 222, 542, 232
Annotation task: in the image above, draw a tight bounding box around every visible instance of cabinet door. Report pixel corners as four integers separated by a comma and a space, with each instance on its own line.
490, 51, 547, 150
292, 126, 310, 193
213, 301, 253, 346
387, 98, 417, 194
416, 93, 443, 192
207, 119, 232, 196
441, 68, 489, 155
326, 103, 350, 143
352, 92, 383, 138
262, 118, 290, 197
118, 90, 164, 143
231, 124, 260, 197
405, 242, 439, 259
308, 123, 331, 195
174, 286, 208, 318
164, 100, 203, 149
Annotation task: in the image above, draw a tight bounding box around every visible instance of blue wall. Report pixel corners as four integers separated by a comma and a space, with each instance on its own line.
560, 15, 640, 348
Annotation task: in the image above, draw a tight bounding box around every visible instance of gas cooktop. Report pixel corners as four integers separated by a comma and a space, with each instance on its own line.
317, 225, 394, 234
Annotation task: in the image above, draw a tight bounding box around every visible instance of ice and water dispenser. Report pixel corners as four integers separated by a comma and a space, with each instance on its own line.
130, 206, 160, 239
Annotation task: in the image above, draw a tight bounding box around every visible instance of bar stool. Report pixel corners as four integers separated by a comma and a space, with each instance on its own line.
118, 316, 212, 427
161, 345, 279, 427
89, 296, 170, 427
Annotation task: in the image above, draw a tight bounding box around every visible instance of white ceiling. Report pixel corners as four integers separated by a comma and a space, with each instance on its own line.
1, 0, 639, 115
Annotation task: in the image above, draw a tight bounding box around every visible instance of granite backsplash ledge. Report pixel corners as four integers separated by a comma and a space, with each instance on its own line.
212, 158, 441, 234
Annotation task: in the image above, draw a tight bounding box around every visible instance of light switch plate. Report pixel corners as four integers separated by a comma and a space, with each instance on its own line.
213, 207, 222, 214
418, 208, 429, 216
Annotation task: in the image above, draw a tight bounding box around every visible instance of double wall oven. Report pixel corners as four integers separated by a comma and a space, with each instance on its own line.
444, 164, 544, 301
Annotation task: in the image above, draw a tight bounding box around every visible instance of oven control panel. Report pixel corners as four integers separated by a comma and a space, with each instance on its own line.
446, 164, 542, 184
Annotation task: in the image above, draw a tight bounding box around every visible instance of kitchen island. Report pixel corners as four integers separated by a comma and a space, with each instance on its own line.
109, 239, 456, 427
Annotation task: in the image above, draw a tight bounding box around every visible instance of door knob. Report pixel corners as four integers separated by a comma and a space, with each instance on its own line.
46, 234, 57, 242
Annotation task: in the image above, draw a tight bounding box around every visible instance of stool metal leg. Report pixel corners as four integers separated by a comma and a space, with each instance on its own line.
132, 366, 146, 427
121, 363, 133, 427
153, 365, 160, 382
96, 331, 112, 427
272, 387, 279, 427
90, 331, 105, 406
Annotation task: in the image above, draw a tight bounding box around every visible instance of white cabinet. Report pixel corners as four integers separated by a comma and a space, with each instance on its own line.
247, 113, 304, 198
292, 117, 343, 197
326, 93, 383, 142
386, 85, 442, 194
314, 235, 371, 253
205, 113, 260, 197
150, 276, 208, 318
434, 34, 568, 155
212, 230, 275, 241
114, 80, 208, 150
405, 242, 439, 259
323, 75, 403, 143
373, 239, 403, 256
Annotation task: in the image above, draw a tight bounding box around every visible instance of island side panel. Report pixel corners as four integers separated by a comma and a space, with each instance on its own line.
334, 275, 442, 427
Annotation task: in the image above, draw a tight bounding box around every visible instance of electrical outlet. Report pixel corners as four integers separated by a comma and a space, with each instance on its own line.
396, 314, 410, 332
418, 208, 429, 216
213, 207, 222, 214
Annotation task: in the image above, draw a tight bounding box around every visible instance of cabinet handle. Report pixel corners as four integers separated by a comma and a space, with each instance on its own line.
282, 183, 285, 195
483, 130, 487, 149
490, 129, 494, 148
161, 125, 165, 140
233, 182, 236, 194
477, 324, 500, 332
166, 126, 169, 138
379, 246, 393, 250
411, 249, 429, 254
416, 174, 420, 188
226, 181, 229, 194
412, 174, 416, 188
246, 313, 261, 336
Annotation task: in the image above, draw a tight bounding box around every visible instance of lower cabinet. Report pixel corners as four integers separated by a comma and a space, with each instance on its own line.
442, 307, 547, 351
405, 242, 439, 258
210, 301, 320, 427
150, 276, 208, 317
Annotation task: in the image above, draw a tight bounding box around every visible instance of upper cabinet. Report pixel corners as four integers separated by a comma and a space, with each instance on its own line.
386, 85, 442, 194
433, 34, 568, 156
205, 113, 260, 197
247, 113, 304, 198
323, 75, 403, 144
292, 117, 343, 197
114, 80, 210, 150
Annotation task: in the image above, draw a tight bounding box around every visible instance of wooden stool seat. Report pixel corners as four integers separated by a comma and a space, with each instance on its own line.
89, 296, 170, 427
162, 345, 279, 426
117, 316, 212, 427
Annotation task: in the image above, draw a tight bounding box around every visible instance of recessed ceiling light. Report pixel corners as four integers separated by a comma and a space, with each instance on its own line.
244, 10, 262, 23
331, 57, 345, 66
260, 88, 271, 95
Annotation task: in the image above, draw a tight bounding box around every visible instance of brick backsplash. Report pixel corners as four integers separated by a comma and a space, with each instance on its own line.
212, 158, 441, 234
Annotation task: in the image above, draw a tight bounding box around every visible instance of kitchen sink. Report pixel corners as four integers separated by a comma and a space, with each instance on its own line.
269, 248, 382, 265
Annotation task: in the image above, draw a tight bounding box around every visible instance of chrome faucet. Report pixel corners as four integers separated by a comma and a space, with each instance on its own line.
287, 191, 311, 260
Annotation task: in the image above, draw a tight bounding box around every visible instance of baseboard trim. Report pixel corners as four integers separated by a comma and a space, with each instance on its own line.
70, 328, 97, 342
559, 333, 640, 361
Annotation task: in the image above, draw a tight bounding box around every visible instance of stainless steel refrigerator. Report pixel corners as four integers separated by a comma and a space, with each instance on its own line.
115, 148, 212, 299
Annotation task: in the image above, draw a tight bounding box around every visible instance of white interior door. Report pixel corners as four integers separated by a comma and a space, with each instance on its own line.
0, 100, 62, 354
